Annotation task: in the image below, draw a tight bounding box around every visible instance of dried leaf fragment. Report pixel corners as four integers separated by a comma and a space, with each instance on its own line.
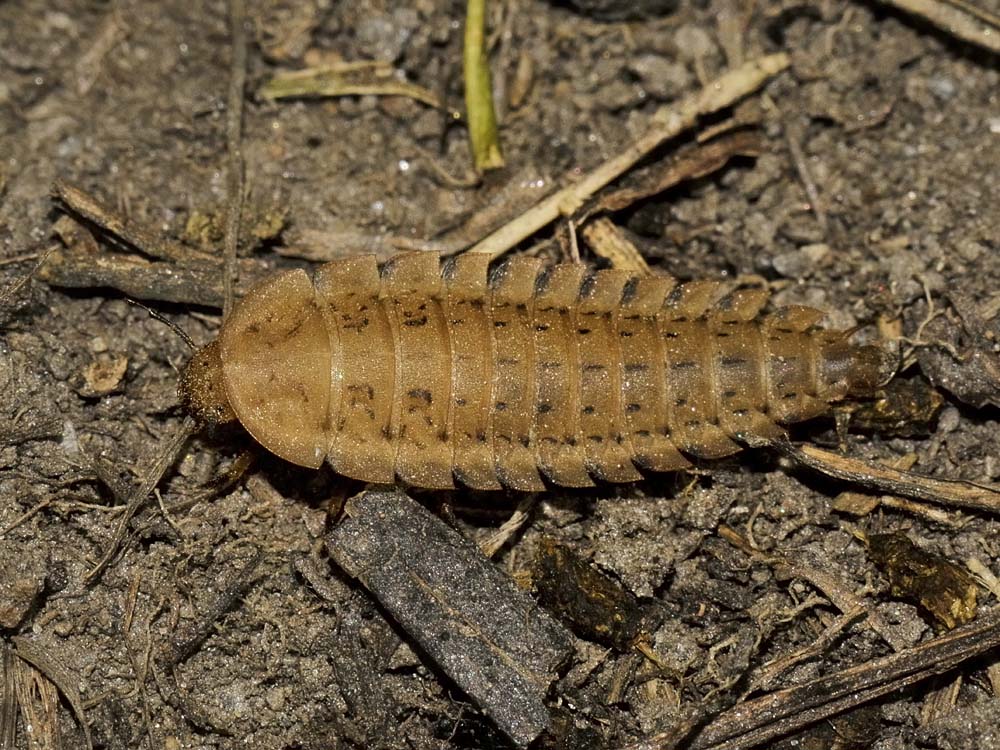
532, 537, 648, 650
868, 532, 978, 629
78, 353, 128, 397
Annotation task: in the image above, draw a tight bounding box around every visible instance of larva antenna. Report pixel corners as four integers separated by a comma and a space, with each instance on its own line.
126, 298, 196, 350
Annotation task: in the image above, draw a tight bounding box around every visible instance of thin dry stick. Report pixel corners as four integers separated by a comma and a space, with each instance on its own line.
778, 442, 1000, 514
719, 525, 907, 652
0, 246, 56, 310
1, 648, 14, 750
223, 0, 248, 319
0, 498, 53, 539
479, 494, 538, 558
260, 64, 442, 107
466, 53, 790, 259
52, 181, 212, 264
747, 606, 865, 692
10, 638, 93, 750
624, 606, 1000, 750
783, 119, 827, 231
875, 0, 1000, 54
84, 418, 195, 584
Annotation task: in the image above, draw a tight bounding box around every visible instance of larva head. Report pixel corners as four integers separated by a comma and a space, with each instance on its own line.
180, 269, 333, 469
178, 340, 237, 425
819, 338, 898, 399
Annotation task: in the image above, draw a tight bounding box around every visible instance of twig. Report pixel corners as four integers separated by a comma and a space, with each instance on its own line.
260, 63, 442, 107
84, 418, 195, 584
624, 606, 1000, 750
1, 648, 14, 750
466, 53, 790, 259
719, 525, 907, 652
223, 0, 248, 319
464, 0, 505, 171
580, 218, 653, 275
162, 549, 263, 666
783, 118, 827, 232
39, 250, 229, 307
10, 638, 93, 750
777, 442, 1000, 514
0, 251, 41, 267
747, 606, 865, 692
874, 0, 1000, 54
0, 246, 55, 310
52, 181, 212, 264
479, 494, 538, 558
0, 498, 53, 539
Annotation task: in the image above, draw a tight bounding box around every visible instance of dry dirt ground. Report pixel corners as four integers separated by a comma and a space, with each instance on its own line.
1, 1, 999, 749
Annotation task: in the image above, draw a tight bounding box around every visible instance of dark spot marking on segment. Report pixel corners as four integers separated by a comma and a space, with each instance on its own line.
408, 389, 432, 404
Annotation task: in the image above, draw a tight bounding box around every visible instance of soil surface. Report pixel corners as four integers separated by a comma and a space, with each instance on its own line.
1, 1, 998, 749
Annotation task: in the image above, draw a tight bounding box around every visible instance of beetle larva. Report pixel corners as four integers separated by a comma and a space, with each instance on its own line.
179, 252, 895, 491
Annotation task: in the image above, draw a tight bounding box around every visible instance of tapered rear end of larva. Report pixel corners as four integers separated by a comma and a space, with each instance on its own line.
219, 269, 332, 469
817, 337, 898, 399
760, 307, 895, 427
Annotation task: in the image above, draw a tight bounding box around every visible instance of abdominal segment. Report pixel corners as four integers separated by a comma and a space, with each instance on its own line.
218, 252, 863, 490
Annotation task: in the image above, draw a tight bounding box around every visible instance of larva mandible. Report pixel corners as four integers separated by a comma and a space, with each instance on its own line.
178, 252, 896, 491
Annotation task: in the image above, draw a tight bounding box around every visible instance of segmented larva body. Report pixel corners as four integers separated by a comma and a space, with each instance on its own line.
179, 252, 893, 491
